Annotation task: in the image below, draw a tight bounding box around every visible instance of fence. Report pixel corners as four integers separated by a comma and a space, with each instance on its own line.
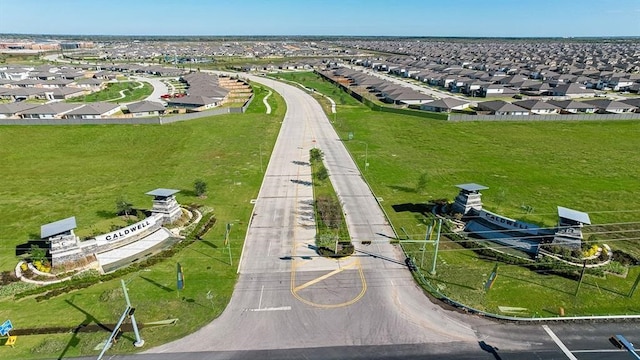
0, 95, 255, 126
448, 113, 640, 122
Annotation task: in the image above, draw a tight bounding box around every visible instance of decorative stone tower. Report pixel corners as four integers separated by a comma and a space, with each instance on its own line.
41, 216, 84, 266
552, 206, 591, 249
452, 183, 488, 215
145, 188, 181, 225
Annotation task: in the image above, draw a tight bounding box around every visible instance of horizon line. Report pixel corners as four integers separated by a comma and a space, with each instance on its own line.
1, 33, 639, 39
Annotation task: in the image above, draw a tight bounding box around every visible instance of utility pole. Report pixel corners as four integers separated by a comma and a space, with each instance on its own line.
225, 223, 232, 266
629, 271, 640, 298
420, 223, 433, 268
575, 260, 587, 297
430, 218, 442, 275
399, 218, 442, 274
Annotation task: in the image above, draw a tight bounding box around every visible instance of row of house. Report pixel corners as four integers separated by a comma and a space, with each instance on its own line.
0, 100, 165, 120
338, 39, 640, 99
322, 68, 640, 115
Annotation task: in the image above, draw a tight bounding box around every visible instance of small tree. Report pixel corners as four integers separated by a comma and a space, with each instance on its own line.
194, 179, 208, 197
310, 148, 324, 163
116, 196, 133, 219
29, 244, 47, 263
315, 165, 329, 181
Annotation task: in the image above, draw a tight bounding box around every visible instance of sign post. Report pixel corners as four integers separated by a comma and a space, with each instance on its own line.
225, 223, 232, 266
0, 320, 16, 348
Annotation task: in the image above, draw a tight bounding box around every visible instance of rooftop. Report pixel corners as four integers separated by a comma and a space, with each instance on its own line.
145, 188, 180, 197
455, 183, 489, 192
41, 216, 76, 238
557, 206, 591, 224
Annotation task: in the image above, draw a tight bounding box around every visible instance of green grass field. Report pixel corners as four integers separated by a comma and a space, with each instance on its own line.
0, 83, 284, 359
67, 81, 153, 103
274, 71, 640, 317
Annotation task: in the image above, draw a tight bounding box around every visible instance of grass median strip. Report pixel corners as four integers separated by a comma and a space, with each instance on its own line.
310, 148, 352, 257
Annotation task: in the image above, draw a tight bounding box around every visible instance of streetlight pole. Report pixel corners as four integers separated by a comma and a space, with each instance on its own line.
364, 142, 368, 172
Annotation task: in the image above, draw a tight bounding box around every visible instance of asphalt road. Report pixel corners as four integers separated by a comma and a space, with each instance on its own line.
81, 73, 639, 360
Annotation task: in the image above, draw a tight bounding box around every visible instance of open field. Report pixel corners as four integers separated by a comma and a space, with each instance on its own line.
0, 83, 284, 359
275, 71, 640, 316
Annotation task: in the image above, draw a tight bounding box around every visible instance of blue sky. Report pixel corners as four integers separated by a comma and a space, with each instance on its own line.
0, 0, 639, 37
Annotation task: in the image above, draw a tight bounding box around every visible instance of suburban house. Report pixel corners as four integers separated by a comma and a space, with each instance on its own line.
477, 100, 530, 116
20, 103, 83, 119
166, 95, 222, 111
0, 87, 46, 101
481, 84, 518, 97
0, 66, 33, 80
512, 100, 561, 114
551, 83, 596, 97
178, 72, 230, 108
547, 100, 597, 114
74, 77, 105, 89
583, 99, 637, 114
44, 87, 87, 100
383, 88, 433, 105
620, 98, 640, 112
126, 101, 166, 117
64, 102, 121, 119
0, 102, 40, 119
420, 98, 470, 113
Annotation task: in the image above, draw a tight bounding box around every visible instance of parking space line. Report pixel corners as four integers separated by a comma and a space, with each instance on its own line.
542, 325, 578, 360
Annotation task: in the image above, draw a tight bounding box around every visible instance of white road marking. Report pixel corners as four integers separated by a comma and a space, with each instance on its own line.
542, 325, 578, 360
258, 285, 264, 309
572, 349, 627, 353
249, 306, 292, 312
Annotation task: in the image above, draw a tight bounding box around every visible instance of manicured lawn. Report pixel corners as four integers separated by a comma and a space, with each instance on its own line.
0, 84, 285, 359
275, 71, 640, 317
67, 81, 153, 103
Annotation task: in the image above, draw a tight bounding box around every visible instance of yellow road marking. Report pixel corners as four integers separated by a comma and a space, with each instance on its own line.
293, 262, 357, 292
291, 258, 367, 309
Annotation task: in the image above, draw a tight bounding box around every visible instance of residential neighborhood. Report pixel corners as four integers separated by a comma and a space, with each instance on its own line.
1, 36, 640, 121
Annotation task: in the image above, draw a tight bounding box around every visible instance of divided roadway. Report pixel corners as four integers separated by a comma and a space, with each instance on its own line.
83, 74, 638, 360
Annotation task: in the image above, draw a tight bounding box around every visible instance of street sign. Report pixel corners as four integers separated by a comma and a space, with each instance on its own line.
0, 320, 13, 336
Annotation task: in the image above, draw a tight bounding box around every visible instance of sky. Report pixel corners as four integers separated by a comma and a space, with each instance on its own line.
0, 0, 639, 37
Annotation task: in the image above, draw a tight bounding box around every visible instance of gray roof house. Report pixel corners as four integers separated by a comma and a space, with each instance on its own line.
0, 102, 40, 119
582, 99, 637, 114
551, 83, 596, 98
512, 100, 561, 114
21, 103, 84, 119
547, 100, 597, 114
420, 98, 470, 113
477, 100, 530, 116
126, 101, 166, 117
166, 95, 221, 111
64, 102, 121, 119
383, 88, 433, 105
44, 87, 87, 100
